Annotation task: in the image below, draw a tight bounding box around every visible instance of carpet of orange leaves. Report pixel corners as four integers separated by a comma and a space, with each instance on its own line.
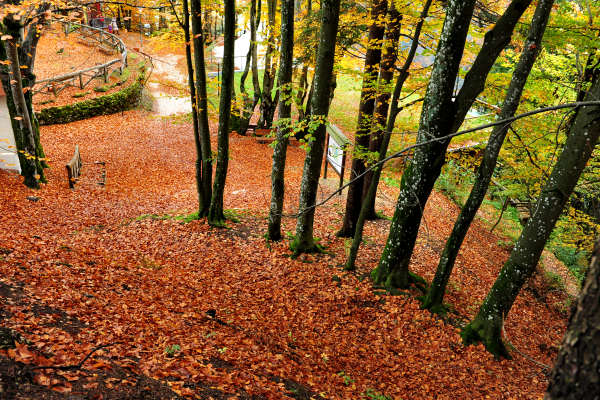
33, 24, 138, 110
0, 101, 569, 398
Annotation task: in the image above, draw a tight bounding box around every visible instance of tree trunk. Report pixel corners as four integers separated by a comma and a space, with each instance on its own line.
372, 0, 477, 288
337, 0, 388, 238
258, 0, 279, 129
2, 31, 41, 189
423, 0, 554, 313
267, 0, 294, 240
191, 0, 213, 217
360, 4, 402, 221
236, 0, 260, 136
291, 0, 341, 255
208, 0, 236, 226
461, 71, 600, 359
372, 0, 532, 289
345, 0, 433, 271
545, 238, 600, 399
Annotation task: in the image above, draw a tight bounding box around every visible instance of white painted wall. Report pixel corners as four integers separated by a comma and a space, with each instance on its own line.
0, 93, 21, 173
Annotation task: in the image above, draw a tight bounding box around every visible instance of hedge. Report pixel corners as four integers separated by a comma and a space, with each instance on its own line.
36, 67, 146, 126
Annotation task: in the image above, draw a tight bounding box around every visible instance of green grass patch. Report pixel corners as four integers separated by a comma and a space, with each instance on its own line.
72, 90, 91, 98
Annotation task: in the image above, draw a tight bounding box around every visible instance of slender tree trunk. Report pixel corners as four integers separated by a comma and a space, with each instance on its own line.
346, 0, 432, 271
423, 0, 554, 313
191, 0, 213, 216
461, 71, 600, 359
295, 65, 309, 120
267, 0, 295, 240
337, 0, 388, 237
360, 5, 402, 221
358, 0, 431, 226
291, 0, 341, 255
258, 0, 279, 128
184, 0, 202, 213
236, 0, 260, 135
252, 0, 262, 112
545, 238, 600, 400
372, 0, 532, 289
208, 0, 236, 226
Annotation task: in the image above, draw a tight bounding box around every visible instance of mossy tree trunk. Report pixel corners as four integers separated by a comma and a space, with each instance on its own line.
371, 0, 477, 288
372, 0, 532, 289
360, 4, 402, 221
208, 0, 236, 226
423, 0, 554, 313
545, 239, 600, 399
291, 0, 341, 255
257, 0, 279, 129
345, 0, 433, 271
338, 0, 388, 238
461, 71, 600, 359
267, 0, 294, 241
1, 15, 47, 188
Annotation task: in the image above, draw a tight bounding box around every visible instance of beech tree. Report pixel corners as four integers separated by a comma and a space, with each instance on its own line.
0, 2, 49, 189
545, 238, 600, 400
461, 68, 600, 358
234, 0, 261, 136
208, 0, 236, 226
360, 2, 402, 220
337, 0, 388, 238
291, 0, 341, 254
190, 0, 213, 217
257, 0, 279, 128
267, 0, 294, 240
372, 0, 532, 288
422, 0, 555, 312
171, 0, 212, 217
345, 0, 432, 271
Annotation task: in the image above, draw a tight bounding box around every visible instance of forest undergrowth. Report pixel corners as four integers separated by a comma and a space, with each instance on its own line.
0, 104, 571, 398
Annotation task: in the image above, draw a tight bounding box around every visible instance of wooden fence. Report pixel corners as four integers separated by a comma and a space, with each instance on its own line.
33, 21, 128, 96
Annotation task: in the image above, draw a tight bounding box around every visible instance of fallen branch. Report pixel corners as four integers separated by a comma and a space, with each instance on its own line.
32, 343, 115, 371
501, 318, 551, 372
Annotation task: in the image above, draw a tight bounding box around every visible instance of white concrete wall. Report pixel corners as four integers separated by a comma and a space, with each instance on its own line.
0, 94, 21, 173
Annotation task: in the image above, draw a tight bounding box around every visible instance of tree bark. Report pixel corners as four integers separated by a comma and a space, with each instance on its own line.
258, 0, 279, 128
291, 0, 341, 255
461, 70, 600, 359
545, 238, 600, 399
267, 0, 294, 240
372, 0, 477, 288
337, 0, 388, 237
208, 0, 236, 226
0, 14, 47, 188
191, 0, 213, 217
236, 0, 261, 135
372, 0, 532, 289
3, 32, 39, 188
360, 4, 402, 221
345, 0, 433, 271
423, 0, 554, 313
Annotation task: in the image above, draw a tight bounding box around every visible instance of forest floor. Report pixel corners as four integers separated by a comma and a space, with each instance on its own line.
0, 33, 575, 399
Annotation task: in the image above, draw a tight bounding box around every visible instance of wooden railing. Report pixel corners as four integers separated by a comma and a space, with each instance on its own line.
33, 20, 128, 96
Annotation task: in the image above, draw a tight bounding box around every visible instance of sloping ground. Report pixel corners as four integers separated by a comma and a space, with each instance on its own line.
0, 106, 569, 398
33, 25, 135, 110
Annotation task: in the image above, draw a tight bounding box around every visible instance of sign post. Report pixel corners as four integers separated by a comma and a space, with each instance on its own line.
323, 123, 349, 194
